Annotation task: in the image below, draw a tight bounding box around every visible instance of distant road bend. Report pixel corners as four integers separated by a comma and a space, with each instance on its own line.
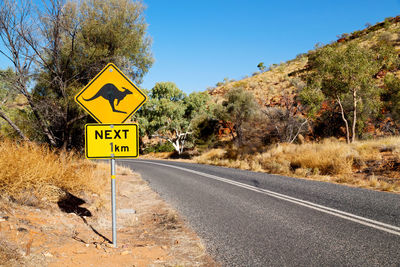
121, 159, 400, 266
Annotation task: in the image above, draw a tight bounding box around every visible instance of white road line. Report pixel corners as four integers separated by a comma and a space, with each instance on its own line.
125, 160, 400, 237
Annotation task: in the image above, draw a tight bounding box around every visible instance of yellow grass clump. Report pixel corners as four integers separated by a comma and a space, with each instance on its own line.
0, 139, 108, 205
194, 137, 400, 192
257, 139, 355, 175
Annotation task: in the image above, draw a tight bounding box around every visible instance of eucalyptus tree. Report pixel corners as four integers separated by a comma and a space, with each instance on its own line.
135, 82, 211, 154
300, 42, 397, 143
0, 0, 153, 148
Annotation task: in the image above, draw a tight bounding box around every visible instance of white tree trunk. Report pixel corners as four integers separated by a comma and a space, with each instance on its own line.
337, 96, 350, 144
153, 130, 192, 155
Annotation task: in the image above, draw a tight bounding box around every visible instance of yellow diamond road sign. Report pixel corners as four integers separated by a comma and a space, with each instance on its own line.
85, 124, 138, 159
75, 63, 147, 123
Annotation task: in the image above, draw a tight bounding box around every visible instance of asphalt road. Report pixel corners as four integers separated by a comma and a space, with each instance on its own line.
120, 159, 400, 266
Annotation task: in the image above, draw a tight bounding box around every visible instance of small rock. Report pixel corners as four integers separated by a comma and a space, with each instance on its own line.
85, 244, 90, 247
174, 240, 179, 244
161, 245, 168, 250
95, 244, 102, 250
105, 243, 114, 248
120, 251, 130, 255
0, 218, 6, 222
17, 227, 28, 232
118, 209, 136, 214
73, 250, 86, 254
43, 252, 53, 257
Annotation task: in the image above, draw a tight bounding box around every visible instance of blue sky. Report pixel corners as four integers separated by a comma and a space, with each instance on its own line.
0, 1, 399, 94
142, 0, 400, 93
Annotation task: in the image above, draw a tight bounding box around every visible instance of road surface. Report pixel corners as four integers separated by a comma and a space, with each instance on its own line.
120, 159, 400, 266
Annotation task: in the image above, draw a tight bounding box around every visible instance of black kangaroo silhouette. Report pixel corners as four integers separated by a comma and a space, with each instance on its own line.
83, 83, 133, 114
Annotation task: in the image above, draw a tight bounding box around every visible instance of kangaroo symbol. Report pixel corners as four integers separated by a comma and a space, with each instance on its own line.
83, 83, 133, 114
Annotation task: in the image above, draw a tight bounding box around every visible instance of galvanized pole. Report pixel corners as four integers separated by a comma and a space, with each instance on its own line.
111, 158, 117, 247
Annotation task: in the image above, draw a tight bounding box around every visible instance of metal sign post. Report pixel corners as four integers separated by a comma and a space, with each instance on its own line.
75, 63, 146, 249
111, 157, 117, 247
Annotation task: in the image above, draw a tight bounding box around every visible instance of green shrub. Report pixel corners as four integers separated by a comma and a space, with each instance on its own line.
144, 142, 175, 153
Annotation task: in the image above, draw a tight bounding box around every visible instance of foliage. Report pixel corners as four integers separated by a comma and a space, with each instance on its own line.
215, 77, 235, 87
0, 0, 153, 149
300, 42, 397, 142
144, 141, 175, 154
0, 69, 17, 103
190, 114, 219, 147
0, 69, 29, 140
383, 74, 400, 120
262, 108, 308, 144
334, 16, 400, 43
217, 87, 259, 146
257, 62, 266, 72
134, 82, 211, 154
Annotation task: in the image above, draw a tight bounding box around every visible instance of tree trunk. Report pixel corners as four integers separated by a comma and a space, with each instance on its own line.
0, 109, 28, 140
289, 119, 308, 144
351, 89, 357, 143
61, 125, 71, 150
235, 122, 243, 147
336, 96, 350, 144
171, 139, 180, 154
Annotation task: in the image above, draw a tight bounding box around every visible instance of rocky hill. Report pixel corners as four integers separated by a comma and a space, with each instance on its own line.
210, 16, 400, 102
208, 16, 400, 139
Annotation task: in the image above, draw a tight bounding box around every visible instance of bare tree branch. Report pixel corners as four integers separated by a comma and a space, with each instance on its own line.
0, 108, 28, 140
0, 0, 57, 146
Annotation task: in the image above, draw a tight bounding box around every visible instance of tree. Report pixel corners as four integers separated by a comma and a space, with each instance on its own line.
0, 0, 57, 145
262, 92, 308, 144
257, 62, 266, 72
0, 69, 27, 140
300, 42, 396, 143
383, 74, 400, 121
0, 0, 153, 148
134, 82, 211, 154
217, 87, 259, 146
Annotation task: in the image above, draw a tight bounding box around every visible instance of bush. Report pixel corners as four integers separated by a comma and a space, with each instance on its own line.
144, 141, 175, 153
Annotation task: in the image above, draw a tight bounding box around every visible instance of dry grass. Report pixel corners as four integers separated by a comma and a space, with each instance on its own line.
0, 139, 109, 206
116, 164, 134, 176
257, 139, 356, 175
0, 238, 20, 264
140, 151, 174, 159
194, 137, 400, 192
